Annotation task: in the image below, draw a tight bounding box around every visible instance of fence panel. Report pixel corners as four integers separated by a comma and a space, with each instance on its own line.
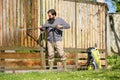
42, 0, 107, 49
0, 0, 107, 50
76, 2, 106, 49
110, 14, 120, 54
0, 0, 40, 49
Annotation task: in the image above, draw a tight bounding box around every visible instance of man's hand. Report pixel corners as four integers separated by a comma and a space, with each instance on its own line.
57, 24, 63, 29
38, 25, 42, 29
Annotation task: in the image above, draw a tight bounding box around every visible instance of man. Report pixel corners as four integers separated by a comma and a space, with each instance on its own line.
39, 9, 70, 71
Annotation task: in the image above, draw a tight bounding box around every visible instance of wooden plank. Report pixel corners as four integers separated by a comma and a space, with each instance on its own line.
57, 60, 75, 66
94, 4, 98, 48
20, 0, 24, 47
13, 0, 17, 46
102, 6, 106, 49
0, 0, 2, 47
87, 4, 91, 48
34, 0, 38, 47
17, 0, 21, 47
78, 54, 88, 59
6, 0, 10, 47
72, 1, 75, 48
85, 4, 88, 48
0, 60, 41, 67
78, 53, 106, 59
9, 0, 14, 47
100, 5, 102, 49
31, 0, 35, 47
78, 60, 106, 66
16, 0, 19, 47
0, 53, 41, 59
2, 0, 6, 47
66, 53, 76, 59
92, 4, 95, 47
76, 2, 81, 48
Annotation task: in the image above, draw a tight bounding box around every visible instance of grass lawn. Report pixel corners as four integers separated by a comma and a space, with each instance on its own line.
0, 69, 120, 80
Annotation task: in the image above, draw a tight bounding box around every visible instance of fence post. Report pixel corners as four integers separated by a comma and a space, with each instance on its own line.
0, 50, 5, 72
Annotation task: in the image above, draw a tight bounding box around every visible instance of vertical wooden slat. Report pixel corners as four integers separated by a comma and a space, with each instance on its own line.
38, 0, 41, 41
77, 2, 82, 48
0, 0, 3, 47
6, 0, 10, 47
17, 0, 21, 47
5, 0, 9, 47
94, 4, 97, 48
91, 4, 94, 47
101, 5, 103, 49
86, 3, 88, 48
20, 0, 23, 47
23, 0, 27, 47
2, 0, 6, 46
87, 4, 90, 48
100, 5, 102, 49
73, 1, 75, 48
31, 0, 35, 47
85, 3, 88, 48
13, 0, 17, 46
81, 3, 84, 48
65, 1, 68, 48
97, 5, 100, 49
15, 0, 19, 47
102, 5, 105, 49
9, 0, 14, 47
23, 0, 30, 47
35, 0, 38, 47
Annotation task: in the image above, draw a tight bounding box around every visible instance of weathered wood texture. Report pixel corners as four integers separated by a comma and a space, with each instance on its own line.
0, 0, 40, 49
0, 52, 42, 70
110, 13, 120, 54
42, 0, 107, 49
0, 0, 107, 50
56, 52, 106, 68
0, 52, 106, 70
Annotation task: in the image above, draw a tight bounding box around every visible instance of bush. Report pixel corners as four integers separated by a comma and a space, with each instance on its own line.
107, 54, 120, 69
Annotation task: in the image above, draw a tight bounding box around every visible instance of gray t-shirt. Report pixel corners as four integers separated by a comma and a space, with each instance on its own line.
41, 17, 70, 42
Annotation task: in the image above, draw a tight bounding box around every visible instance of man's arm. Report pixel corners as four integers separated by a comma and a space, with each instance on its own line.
59, 18, 70, 29
39, 21, 48, 31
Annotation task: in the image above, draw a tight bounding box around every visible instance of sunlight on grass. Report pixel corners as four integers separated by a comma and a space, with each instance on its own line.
0, 69, 120, 80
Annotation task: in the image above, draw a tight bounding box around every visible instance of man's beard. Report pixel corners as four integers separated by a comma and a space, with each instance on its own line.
48, 18, 55, 24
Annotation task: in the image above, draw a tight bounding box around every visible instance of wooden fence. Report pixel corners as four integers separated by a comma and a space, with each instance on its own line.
0, 0, 107, 71
109, 13, 120, 55
0, 0, 40, 49
0, 0, 107, 50
42, 0, 107, 49
0, 51, 106, 72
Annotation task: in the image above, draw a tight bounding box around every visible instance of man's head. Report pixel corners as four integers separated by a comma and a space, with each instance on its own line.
47, 9, 56, 19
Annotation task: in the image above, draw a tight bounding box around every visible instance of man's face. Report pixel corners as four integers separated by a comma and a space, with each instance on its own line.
48, 13, 55, 19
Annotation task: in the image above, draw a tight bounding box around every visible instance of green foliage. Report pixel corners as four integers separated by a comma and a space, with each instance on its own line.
107, 54, 120, 69
116, 2, 120, 12
0, 70, 120, 80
